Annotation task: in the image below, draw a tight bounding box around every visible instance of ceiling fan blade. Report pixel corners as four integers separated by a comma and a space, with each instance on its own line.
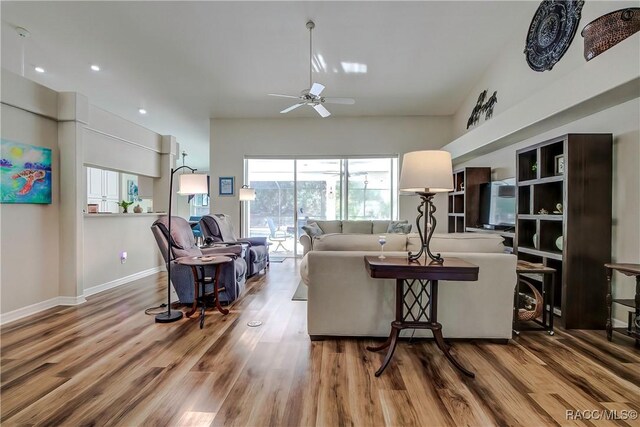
322, 97, 355, 105
268, 93, 301, 99
313, 104, 331, 118
280, 103, 305, 114
309, 82, 325, 97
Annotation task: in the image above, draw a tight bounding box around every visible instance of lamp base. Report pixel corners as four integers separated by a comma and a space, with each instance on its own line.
155, 310, 183, 323
407, 192, 444, 264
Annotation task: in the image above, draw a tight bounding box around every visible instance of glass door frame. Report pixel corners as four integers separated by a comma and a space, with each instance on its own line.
244, 154, 399, 257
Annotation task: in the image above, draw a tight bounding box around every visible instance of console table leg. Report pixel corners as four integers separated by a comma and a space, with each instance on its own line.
213, 265, 229, 316
374, 323, 401, 377
431, 281, 475, 378
635, 276, 639, 347
366, 336, 392, 352
606, 267, 613, 341
432, 326, 475, 378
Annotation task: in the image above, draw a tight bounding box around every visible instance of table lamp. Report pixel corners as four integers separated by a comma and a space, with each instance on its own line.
156, 167, 209, 323
399, 150, 453, 264
239, 185, 256, 237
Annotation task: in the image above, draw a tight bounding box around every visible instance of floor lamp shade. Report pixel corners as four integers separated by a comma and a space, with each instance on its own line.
177, 173, 209, 195
239, 187, 256, 201
399, 150, 454, 193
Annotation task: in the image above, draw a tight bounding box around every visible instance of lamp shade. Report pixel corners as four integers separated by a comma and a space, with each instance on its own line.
399, 150, 453, 193
177, 173, 208, 195
239, 187, 256, 201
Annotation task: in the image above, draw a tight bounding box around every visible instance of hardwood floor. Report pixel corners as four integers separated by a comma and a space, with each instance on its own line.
2, 259, 639, 426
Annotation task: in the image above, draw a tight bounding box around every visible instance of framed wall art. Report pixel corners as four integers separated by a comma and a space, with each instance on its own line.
555, 154, 565, 175
1, 139, 52, 204
219, 176, 235, 196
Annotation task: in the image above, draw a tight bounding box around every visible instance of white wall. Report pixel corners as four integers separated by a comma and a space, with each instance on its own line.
210, 116, 453, 232
452, 1, 640, 139
0, 104, 60, 313
455, 98, 640, 323
1, 70, 173, 322
84, 105, 163, 178
83, 215, 163, 292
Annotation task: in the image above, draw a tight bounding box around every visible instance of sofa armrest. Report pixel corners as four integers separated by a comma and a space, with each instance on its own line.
300, 234, 312, 256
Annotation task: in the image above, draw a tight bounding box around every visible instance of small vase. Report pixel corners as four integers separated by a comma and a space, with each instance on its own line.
122, 207, 128, 214
133, 204, 143, 213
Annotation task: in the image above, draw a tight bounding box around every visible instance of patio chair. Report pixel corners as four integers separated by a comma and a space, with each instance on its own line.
266, 217, 293, 252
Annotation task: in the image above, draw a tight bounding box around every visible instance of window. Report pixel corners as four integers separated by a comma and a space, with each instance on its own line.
246, 156, 398, 256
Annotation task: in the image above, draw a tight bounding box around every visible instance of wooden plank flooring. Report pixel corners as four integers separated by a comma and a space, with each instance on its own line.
1, 259, 639, 426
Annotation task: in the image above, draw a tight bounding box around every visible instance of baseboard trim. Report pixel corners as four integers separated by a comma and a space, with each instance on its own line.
83, 266, 162, 297
0, 295, 85, 325
0, 266, 163, 325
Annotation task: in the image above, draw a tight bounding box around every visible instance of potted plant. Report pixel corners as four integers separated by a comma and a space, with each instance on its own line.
117, 200, 134, 213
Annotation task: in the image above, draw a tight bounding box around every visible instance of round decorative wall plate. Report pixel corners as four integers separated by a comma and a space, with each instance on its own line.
524, 0, 585, 72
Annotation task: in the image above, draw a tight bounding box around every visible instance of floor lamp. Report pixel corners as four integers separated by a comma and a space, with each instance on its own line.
239, 185, 256, 238
399, 150, 453, 264
156, 168, 209, 323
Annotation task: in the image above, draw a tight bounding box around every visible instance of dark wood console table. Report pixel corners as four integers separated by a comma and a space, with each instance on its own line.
175, 255, 233, 329
364, 256, 479, 378
605, 263, 639, 347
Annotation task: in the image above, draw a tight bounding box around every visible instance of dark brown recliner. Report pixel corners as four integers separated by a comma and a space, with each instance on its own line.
200, 214, 269, 277
151, 216, 247, 304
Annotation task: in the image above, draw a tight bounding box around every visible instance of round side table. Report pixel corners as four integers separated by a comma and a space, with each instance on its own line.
175, 255, 233, 329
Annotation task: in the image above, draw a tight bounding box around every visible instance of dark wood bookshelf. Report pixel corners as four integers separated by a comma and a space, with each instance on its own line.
515, 133, 613, 329
447, 167, 491, 233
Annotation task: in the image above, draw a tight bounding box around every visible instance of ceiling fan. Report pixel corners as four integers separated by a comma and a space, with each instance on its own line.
268, 20, 355, 118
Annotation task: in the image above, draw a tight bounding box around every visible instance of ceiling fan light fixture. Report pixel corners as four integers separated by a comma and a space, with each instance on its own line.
267, 19, 354, 118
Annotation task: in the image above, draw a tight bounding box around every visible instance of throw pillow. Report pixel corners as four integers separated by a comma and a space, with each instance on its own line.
302, 222, 324, 238
387, 221, 412, 234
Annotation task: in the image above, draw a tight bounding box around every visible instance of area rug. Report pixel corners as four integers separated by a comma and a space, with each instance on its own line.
269, 256, 288, 263
292, 280, 308, 301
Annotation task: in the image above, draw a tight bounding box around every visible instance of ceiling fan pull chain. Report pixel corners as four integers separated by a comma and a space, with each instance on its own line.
308, 20, 313, 89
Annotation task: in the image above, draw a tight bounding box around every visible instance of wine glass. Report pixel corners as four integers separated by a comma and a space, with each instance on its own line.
378, 235, 387, 259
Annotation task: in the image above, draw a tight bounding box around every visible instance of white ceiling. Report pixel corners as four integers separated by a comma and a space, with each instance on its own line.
1, 1, 534, 169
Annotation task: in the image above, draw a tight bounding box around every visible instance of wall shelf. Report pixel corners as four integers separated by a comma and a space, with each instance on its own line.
515, 133, 613, 329
447, 167, 491, 233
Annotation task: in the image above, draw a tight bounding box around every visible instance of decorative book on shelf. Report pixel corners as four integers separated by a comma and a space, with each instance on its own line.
515, 133, 612, 329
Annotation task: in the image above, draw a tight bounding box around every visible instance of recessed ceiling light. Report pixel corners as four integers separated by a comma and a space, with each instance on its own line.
34, 66, 45, 73
90, 64, 100, 71
138, 108, 147, 115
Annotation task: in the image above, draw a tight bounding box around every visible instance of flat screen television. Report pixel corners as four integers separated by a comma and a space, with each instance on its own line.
479, 179, 516, 229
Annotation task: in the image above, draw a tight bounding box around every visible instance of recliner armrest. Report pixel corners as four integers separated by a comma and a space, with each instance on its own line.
237, 237, 268, 247
202, 245, 242, 256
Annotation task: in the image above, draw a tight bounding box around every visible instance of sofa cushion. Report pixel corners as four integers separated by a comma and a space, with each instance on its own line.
302, 222, 324, 238
371, 220, 390, 234
342, 220, 373, 234
408, 233, 505, 254
387, 220, 412, 234
313, 233, 407, 252
315, 220, 342, 234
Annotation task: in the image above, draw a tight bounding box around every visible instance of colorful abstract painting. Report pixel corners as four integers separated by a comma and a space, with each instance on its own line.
1, 140, 52, 204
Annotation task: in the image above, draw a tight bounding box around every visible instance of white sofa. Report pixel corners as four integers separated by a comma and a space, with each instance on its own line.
299, 219, 407, 255
300, 233, 517, 340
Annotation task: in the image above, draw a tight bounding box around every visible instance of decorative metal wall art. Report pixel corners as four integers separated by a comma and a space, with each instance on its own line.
466, 90, 498, 129
524, 0, 585, 72
582, 8, 640, 61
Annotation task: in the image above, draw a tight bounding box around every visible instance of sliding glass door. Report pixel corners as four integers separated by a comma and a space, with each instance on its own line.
246, 159, 296, 255
295, 159, 342, 254
246, 156, 397, 257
